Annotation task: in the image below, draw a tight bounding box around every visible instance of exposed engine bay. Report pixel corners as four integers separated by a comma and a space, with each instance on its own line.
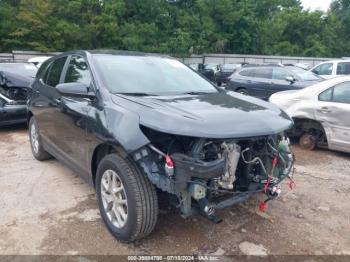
133, 126, 295, 222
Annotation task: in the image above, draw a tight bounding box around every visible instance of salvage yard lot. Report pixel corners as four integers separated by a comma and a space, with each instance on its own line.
0, 125, 350, 255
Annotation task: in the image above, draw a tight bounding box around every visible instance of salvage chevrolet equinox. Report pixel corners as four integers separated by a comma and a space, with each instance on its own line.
27, 51, 295, 242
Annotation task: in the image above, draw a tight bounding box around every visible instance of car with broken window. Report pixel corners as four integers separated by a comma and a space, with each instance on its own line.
27, 50, 295, 242
0, 63, 37, 126
270, 76, 350, 153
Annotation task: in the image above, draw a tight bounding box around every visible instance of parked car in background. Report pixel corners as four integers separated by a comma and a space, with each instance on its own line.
186, 63, 219, 82
198, 63, 219, 82
270, 76, 350, 153
28, 56, 52, 68
310, 60, 350, 79
215, 63, 242, 86
226, 65, 323, 99
0, 63, 37, 126
27, 50, 294, 242
188, 63, 200, 71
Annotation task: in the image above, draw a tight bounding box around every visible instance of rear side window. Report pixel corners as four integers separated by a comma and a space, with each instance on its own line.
250, 68, 272, 79
333, 82, 350, 103
313, 63, 333, 75
336, 62, 350, 75
45, 56, 67, 87
64, 56, 92, 87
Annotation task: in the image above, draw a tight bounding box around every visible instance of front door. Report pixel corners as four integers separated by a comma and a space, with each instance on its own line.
316, 81, 350, 153
51, 55, 94, 175
270, 67, 296, 96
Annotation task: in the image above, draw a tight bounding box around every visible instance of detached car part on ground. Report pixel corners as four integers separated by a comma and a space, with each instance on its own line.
0, 63, 37, 126
28, 51, 295, 242
270, 76, 350, 153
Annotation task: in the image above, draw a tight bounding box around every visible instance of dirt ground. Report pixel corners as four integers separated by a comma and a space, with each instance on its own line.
0, 124, 350, 256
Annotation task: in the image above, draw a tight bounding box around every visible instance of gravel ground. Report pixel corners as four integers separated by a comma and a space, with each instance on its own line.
0, 124, 350, 256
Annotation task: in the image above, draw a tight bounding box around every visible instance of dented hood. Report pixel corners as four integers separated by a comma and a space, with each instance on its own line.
112, 91, 293, 138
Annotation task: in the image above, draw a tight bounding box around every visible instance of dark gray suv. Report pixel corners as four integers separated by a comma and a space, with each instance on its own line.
27, 51, 295, 242
226, 65, 323, 99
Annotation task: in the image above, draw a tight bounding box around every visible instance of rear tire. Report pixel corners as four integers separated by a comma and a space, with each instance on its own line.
237, 88, 249, 95
96, 153, 158, 242
29, 117, 52, 161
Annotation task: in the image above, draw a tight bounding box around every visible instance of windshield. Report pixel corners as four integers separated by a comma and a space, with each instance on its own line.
0, 63, 37, 78
286, 66, 320, 81
93, 55, 217, 95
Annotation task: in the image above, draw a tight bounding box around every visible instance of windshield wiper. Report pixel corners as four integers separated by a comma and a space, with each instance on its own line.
115, 92, 158, 97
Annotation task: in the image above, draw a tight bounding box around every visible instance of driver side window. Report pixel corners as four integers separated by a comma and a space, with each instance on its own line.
45, 56, 67, 87
313, 63, 333, 75
272, 68, 293, 80
319, 81, 350, 104
64, 56, 92, 87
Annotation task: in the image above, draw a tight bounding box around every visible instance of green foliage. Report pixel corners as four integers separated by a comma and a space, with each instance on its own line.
0, 0, 350, 57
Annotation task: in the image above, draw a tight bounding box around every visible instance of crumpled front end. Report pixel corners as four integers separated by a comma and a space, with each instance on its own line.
0, 71, 30, 125
132, 126, 295, 221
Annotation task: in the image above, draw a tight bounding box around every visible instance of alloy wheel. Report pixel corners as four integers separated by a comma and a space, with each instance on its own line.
101, 169, 128, 228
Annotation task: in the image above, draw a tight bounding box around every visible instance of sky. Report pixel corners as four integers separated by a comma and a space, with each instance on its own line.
301, 0, 333, 11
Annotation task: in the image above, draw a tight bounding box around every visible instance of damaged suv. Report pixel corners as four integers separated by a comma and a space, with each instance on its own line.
27, 51, 295, 242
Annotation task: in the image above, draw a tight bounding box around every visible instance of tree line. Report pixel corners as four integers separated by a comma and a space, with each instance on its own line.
1, 0, 350, 58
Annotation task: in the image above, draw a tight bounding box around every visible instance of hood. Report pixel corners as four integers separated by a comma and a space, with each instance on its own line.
0, 71, 33, 88
111, 91, 293, 139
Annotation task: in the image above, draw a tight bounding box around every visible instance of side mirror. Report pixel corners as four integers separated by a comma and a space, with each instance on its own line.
285, 76, 296, 83
56, 83, 95, 99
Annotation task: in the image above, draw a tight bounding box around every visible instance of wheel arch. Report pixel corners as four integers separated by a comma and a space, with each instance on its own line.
90, 142, 129, 186
27, 110, 33, 124
292, 117, 329, 144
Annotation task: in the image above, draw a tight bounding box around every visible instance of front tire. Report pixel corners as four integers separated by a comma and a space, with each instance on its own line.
96, 154, 158, 242
29, 117, 52, 161
299, 133, 317, 150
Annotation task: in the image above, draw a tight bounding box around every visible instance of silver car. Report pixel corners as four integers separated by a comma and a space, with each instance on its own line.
269, 76, 350, 153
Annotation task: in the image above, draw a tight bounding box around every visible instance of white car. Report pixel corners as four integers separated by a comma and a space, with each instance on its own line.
269, 76, 350, 153
310, 60, 350, 79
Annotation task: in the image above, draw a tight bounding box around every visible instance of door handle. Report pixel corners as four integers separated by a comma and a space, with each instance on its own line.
318, 107, 332, 113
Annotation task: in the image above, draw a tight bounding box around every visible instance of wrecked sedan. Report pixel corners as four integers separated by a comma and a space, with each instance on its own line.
27, 51, 295, 242
270, 76, 350, 153
0, 63, 37, 126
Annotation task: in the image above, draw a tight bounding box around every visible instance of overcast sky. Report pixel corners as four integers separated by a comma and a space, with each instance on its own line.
301, 0, 333, 11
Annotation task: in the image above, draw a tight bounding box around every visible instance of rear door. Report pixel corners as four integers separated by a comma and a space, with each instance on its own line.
33, 56, 68, 145
245, 68, 273, 99
316, 82, 350, 152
